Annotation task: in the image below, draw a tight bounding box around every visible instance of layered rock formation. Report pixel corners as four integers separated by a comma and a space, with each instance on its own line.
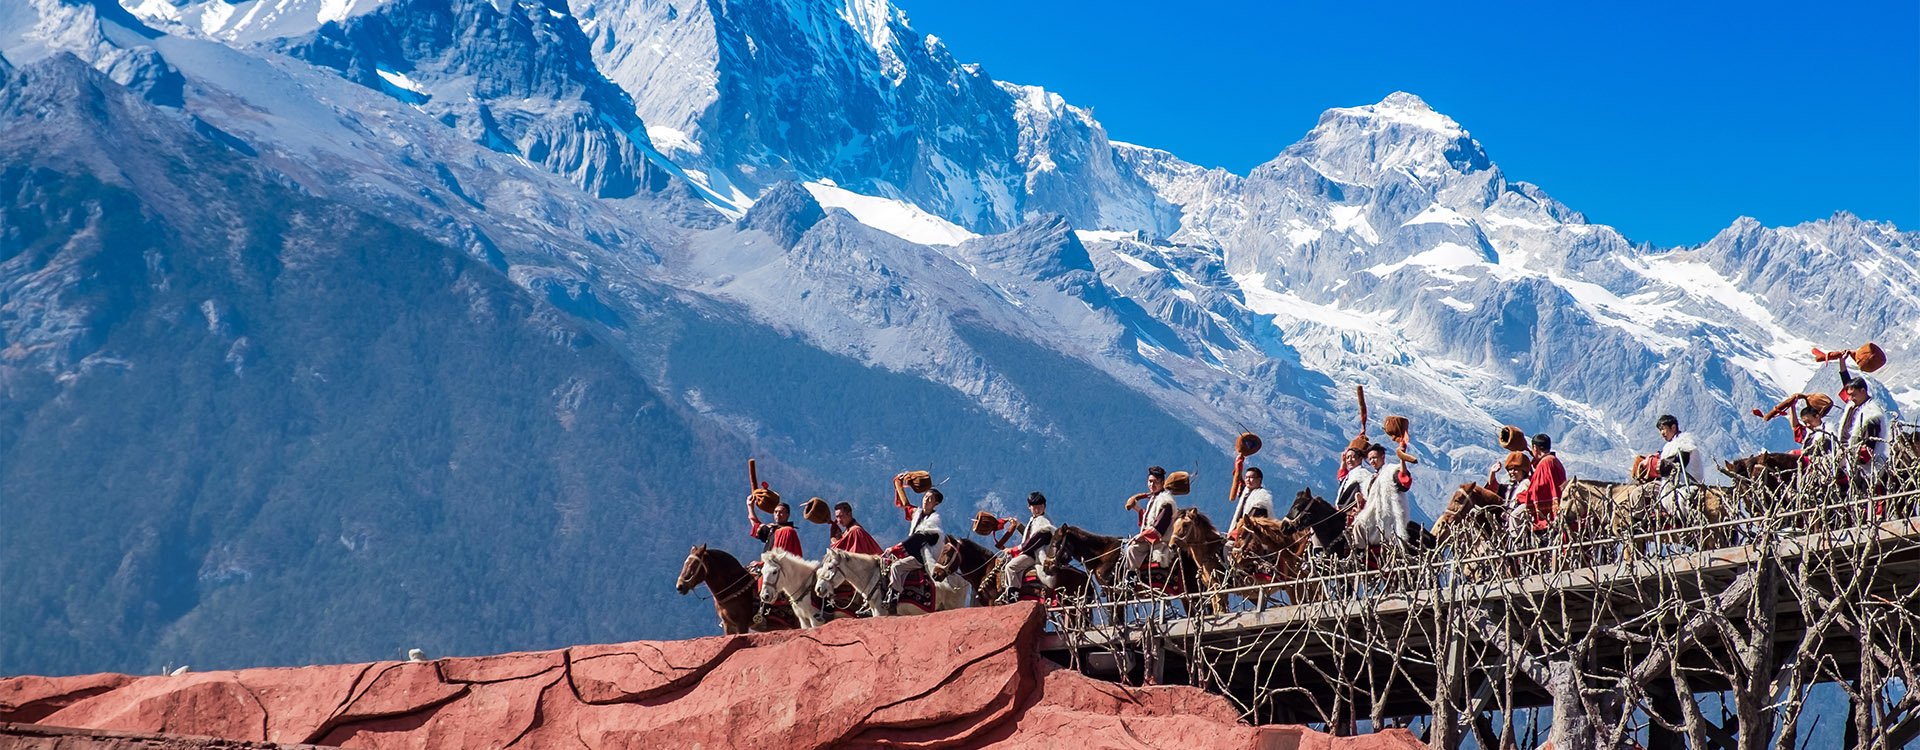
2, 605, 1421, 749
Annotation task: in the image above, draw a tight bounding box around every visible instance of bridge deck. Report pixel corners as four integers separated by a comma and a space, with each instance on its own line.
1038, 513, 1920, 722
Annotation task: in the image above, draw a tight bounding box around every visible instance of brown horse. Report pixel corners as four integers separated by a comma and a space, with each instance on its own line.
933, 535, 1004, 605
1234, 513, 1315, 604
936, 535, 1094, 606
1560, 478, 1735, 554
1168, 508, 1229, 611
1719, 452, 1802, 495
677, 545, 768, 635
1046, 525, 1126, 589
1431, 482, 1504, 546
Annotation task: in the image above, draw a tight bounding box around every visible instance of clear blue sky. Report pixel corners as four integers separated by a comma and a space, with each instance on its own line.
894, 0, 1919, 246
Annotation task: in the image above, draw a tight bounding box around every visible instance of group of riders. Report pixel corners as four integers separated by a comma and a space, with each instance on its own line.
696, 347, 1903, 631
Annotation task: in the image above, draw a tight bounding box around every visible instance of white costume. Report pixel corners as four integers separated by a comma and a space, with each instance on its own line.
1350, 463, 1412, 548
1120, 490, 1176, 574
889, 506, 945, 593
1001, 512, 1055, 594
1231, 486, 1275, 528
1656, 431, 1707, 514
1337, 465, 1374, 512
1838, 395, 1891, 492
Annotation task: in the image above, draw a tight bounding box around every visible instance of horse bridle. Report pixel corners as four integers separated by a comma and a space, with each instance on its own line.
682, 551, 755, 602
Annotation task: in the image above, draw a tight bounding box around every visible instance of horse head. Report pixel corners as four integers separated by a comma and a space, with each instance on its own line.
1279, 487, 1318, 529
676, 544, 707, 594
932, 535, 962, 579
814, 550, 842, 599
757, 553, 784, 603
1045, 526, 1079, 574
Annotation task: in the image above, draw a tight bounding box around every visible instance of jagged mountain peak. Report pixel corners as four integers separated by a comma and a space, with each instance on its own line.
1285, 91, 1491, 185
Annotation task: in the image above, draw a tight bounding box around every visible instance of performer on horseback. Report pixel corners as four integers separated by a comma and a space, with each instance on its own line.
881, 474, 944, 613
1501, 451, 1552, 543
997, 492, 1056, 604
1337, 447, 1372, 527
748, 500, 803, 557
1526, 433, 1568, 534
1230, 466, 1275, 530
1120, 466, 1177, 590
1352, 443, 1414, 548
828, 502, 883, 555
1654, 415, 1708, 515
1837, 359, 1892, 498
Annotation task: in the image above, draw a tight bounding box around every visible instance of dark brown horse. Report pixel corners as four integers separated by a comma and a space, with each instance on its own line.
676, 545, 766, 635
1719, 452, 1802, 494
936, 535, 1094, 606
1046, 525, 1126, 588
933, 535, 1004, 604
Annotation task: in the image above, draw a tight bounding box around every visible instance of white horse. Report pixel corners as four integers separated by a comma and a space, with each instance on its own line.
815, 548, 965, 615
759, 550, 825, 628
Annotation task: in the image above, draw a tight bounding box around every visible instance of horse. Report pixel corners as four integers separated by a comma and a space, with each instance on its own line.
816, 548, 887, 610
932, 535, 1005, 605
1046, 525, 1126, 589
1167, 508, 1230, 612
1229, 513, 1315, 605
814, 547, 965, 615
1277, 487, 1351, 557
1719, 452, 1802, 497
676, 545, 765, 635
1560, 478, 1734, 555
758, 550, 827, 628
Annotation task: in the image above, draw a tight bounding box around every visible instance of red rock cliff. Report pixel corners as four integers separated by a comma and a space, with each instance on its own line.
1, 604, 1423, 749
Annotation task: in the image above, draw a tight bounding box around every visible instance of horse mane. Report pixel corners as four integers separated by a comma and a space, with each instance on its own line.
1178, 507, 1219, 536
703, 547, 746, 572
762, 548, 812, 568
826, 547, 881, 564
1060, 525, 1119, 544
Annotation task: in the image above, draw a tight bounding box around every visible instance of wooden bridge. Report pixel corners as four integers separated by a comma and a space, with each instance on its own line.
1037, 486, 1920, 750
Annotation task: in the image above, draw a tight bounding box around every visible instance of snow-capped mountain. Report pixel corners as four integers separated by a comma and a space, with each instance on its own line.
3, 0, 1916, 677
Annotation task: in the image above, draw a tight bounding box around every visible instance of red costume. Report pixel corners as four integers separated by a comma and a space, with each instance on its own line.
1518, 453, 1566, 532
751, 520, 804, 557
830, 523, 883, 555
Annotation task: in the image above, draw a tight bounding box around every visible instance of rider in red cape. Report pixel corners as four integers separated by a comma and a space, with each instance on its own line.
828, 501, 882, 555
748, 500, 803, 557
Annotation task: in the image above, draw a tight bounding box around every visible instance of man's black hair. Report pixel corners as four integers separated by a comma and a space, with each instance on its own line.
1147, 466, 1167, 480
1656, 414, 1679, 429
775, 502, 792, 513
1367, 443, 1388, 456
1532, 433, 1552, 451
925, 488, 944, 504
1244, 467, 1263, 479
833, 501, 854, 514
1027, 491, 1047, 506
